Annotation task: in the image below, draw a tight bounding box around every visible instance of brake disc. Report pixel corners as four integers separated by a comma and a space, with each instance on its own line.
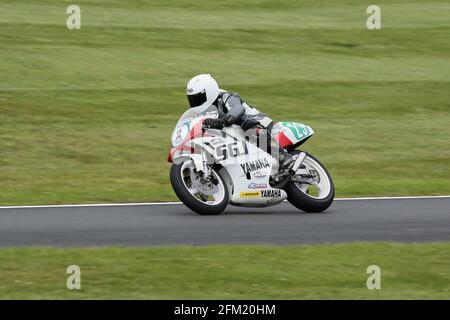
190, 170, 218, 196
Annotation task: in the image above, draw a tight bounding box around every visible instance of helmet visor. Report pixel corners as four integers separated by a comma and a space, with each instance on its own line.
187, 90, 207, 108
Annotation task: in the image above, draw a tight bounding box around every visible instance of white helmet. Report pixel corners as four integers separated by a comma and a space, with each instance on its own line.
186, 74, 220, 110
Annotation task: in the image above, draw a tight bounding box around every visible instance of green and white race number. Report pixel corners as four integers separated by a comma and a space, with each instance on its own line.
281, 122, 313, 142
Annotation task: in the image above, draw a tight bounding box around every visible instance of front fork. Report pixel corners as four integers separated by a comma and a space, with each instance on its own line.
190, 154, 219, 186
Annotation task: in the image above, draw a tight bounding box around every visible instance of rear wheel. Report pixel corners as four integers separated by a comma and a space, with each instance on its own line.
170, 160, 229, 215
284, 151, 335, 213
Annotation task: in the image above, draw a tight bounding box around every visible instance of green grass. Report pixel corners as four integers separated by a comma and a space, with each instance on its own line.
1, 0, 449, 205
0, 242, 449, 299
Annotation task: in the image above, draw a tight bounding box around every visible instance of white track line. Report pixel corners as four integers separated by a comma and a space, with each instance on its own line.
0, 195, 449, 209
0, 202, 182, 209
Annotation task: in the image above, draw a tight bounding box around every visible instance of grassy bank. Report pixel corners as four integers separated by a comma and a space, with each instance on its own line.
0, 242, 449, 299
1, 0, 449, 205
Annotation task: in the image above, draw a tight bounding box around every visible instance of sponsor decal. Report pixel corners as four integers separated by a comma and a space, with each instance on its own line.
240, 191, 261, 198
215, 140, 248, 160
240, 189, 282, 199
240, 158, 270, 174
248, 183, 268, 189
261, 189, 281, 198
253, 171, 267, 179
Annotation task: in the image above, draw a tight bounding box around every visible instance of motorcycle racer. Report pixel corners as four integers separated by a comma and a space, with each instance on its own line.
185, 74, 293, 172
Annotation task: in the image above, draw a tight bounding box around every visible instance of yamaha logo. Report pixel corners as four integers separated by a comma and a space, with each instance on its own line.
240, 158, 270, 174
261, 189, 281, 198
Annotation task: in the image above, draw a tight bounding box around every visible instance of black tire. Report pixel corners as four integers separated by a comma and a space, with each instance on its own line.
284, 151, 335, 213
170, 163, 229, 215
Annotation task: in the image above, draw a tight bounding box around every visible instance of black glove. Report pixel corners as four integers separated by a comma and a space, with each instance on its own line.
203, 118, 225, 130
223, 114, 236, 126
241, 117, 260, 131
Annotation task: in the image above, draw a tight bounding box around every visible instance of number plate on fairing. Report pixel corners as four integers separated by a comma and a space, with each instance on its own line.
273, 121, 314, 146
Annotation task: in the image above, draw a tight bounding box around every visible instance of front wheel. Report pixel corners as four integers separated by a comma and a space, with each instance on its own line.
170, 160, 229, 215
284, 152, 335, 213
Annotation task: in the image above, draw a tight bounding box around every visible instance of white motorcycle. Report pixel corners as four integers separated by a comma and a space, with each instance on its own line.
168, 106, 335, 215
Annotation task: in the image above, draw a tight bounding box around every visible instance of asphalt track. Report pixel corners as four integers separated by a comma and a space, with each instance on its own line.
0, 198, 449, 247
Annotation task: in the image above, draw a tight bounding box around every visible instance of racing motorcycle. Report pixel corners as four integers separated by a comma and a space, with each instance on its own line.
167, 105, 334, 215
